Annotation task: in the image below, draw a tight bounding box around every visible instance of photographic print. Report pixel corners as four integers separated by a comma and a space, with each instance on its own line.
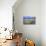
23, 16, 36, 24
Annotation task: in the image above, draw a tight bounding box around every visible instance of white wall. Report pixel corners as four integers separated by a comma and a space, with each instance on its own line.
0, 0, 16, 30
13, 0, 41, 46
13, 0, 46, 46
41, 0, 46, 46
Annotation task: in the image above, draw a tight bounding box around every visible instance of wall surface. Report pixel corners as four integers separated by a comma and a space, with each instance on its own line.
41, 0, 46, 46
13, 0, 41, 46
0, 0, 16, 30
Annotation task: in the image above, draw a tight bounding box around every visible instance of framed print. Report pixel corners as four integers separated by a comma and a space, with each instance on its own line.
23, 16, 36, 25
